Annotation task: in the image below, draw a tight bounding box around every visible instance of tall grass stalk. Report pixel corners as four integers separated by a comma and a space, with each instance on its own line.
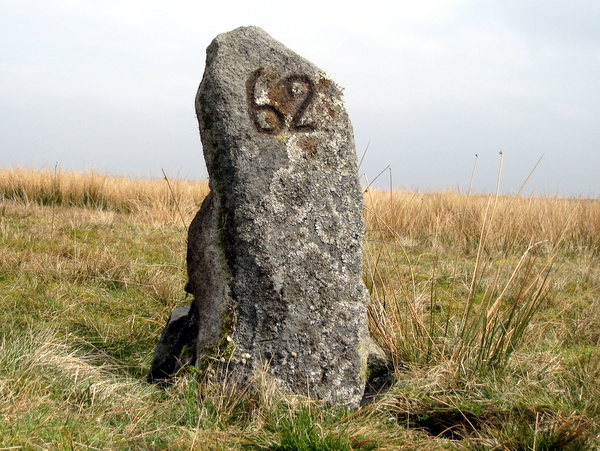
363, 154, 596, 377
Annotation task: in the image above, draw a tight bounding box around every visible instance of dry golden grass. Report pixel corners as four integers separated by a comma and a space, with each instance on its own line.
3, 166, 597, 250
0, 166, 210, 225
363, 188, 599, 254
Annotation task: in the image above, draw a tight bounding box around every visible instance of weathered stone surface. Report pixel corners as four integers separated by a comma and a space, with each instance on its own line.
186, 26, 372, 406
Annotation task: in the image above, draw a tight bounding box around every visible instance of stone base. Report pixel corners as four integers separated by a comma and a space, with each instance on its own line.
148, 306, 392, 403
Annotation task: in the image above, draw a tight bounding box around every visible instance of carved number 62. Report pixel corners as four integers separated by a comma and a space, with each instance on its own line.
247, 68, 316, 135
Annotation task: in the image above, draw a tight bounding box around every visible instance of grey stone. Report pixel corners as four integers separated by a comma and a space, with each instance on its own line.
147, 306, 197, 385
171, 26, 375, 407
361, 337, 393, 405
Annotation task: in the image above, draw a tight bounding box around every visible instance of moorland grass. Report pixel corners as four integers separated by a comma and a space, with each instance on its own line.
0, 167, 598, 449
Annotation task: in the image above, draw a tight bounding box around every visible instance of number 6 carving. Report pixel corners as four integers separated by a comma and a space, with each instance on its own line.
246, 69, 285, 134
247, 68, 316, 135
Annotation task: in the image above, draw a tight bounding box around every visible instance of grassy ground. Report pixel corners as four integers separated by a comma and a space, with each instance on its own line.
0, 167, 598, 450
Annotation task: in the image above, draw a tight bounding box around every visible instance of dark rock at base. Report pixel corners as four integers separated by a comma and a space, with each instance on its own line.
147, 306, 198, 385
361, 338, 393, 405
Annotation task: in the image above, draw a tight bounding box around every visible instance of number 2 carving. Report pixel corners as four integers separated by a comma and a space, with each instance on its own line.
247, 68, 316, 135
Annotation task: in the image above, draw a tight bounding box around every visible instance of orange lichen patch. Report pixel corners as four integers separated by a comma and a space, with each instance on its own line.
298, 136, 318, 158
316, 77, 341, 120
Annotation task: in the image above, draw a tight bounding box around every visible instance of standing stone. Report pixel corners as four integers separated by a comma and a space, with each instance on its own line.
186, 26, 371, 406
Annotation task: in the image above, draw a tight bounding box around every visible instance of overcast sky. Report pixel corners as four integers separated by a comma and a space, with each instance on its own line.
1, 0, 599, 197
